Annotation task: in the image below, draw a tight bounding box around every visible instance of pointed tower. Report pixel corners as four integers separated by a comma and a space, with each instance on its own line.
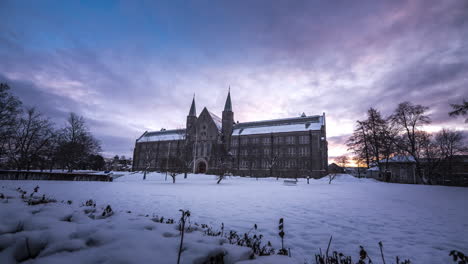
222, 88, 234, 151
186, 95, 197, 141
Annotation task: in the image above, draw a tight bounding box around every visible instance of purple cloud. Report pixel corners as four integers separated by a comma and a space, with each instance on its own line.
0, 0, 466, 157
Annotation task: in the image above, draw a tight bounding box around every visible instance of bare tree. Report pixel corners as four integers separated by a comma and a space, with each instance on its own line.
141, 143, 155, 180
327, 171, 337, 184
264, 134, 280, 179
268, 155, 279, 179
6, 108, 55, 171
419, 131, 442, 183
56, 113, 101, 172
37, 131, 60, 172
436, 129, 467, 158
176, 129, 192, 179
0, 83, 22, 166
449, 100, 468, 123
328, 155, 348, 184
168, 156, 185, 183
347, 121, 371, 169
243, 142, 256, 177
435, 129, 467, 181
379, 121, 398, 180
336, 155, 348, 171
168, 171, 179, 183
390, 102, 431, 183
349, 108, 397, 179
365, 108, 386, 169
352, 156, 367, 178
216, 151, 232, 184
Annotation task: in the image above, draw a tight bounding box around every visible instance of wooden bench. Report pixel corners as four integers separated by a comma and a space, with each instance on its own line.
283, 179, 298, 186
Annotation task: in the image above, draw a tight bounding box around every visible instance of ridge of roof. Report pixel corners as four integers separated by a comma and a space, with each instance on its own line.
232, 115, 323, 136
145, 128, 186, 136
235, 115, 322, 128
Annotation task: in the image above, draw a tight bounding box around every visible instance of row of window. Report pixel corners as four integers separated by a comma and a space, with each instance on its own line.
231, 147, 311, 156
195, 142, 212, 157
232, 135, 312, 146
139, 141, 181, 150
238, 159, 310, 169
138, 158, 312, 170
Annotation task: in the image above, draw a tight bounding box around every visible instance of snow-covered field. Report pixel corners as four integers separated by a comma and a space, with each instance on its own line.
1, 173, 467, 263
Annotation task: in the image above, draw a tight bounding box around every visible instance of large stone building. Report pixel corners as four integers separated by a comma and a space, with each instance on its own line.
132, 91, 328, 178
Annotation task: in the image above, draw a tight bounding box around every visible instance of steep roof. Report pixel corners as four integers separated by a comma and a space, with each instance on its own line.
224, 90, 232, 112
232, 115, 324, 136
188, 97, 196, 116
379, 156, 416, 163
208, 111, 222, 130
136, 129, 185, 143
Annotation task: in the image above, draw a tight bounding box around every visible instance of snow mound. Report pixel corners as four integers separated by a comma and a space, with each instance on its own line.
316, 174, 378, 183
0, 188, 295, 264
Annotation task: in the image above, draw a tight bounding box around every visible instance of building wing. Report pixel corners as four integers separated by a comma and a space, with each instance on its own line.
232, 115, 324, 136
136, 129, 186, 143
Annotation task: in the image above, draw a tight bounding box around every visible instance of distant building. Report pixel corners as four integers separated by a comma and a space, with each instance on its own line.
132, 91, 328, 178
328, 163, 344, 174
378, 156, 419, 184
366, 155, 468, 186
344, 167, 367, 178
106, 156, 133, 171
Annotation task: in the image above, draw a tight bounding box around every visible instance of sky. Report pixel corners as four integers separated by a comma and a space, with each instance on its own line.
1, 0, 467, 159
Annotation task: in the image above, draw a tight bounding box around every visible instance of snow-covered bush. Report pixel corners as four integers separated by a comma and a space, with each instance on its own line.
314, 238, 412, 264
223, 224, 275, 258
26, 194, 57, 206
88, 205, 113, 219
450, 250, 468, 263
151, 215, 175, 224
83, 199, 96, 207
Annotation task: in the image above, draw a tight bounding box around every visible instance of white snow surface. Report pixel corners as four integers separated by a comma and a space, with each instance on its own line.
137, 132, 184, 142
1, 173, 467, 264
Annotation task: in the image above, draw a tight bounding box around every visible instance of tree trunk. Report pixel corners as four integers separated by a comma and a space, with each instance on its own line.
328, 174, 336, 184
415, 163, 424, 184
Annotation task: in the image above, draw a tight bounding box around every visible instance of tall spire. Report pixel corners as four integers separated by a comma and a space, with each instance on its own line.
224, 87, 232, 112
188, 94, 196, 116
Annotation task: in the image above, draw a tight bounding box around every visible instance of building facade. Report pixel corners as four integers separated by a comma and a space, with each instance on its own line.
365, 155, 468, 186
132, 91, 328, 178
